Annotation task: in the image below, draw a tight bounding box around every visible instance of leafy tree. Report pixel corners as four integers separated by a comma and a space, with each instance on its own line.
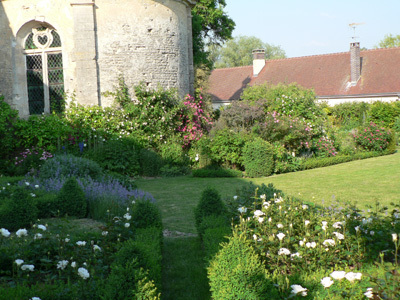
192, 0, 236, 68
375, 34, 400, 48
213, 36, 286, 68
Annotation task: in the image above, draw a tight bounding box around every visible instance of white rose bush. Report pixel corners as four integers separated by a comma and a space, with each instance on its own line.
0, 193, 162, 299
213, 189, 400, 299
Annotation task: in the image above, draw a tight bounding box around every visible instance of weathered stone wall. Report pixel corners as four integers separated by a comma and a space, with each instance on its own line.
0, 0, 194, 116
95, 0, 194, 106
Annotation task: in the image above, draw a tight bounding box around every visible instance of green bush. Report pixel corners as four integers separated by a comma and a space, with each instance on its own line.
192, 166, 242, 178
84, 138, 141, 176
329, 101, 369, 129
55, 177, 87, 218
368, 101, 400, 128
209, 128, 249, 169
208, 231, 278, 300
113, 228, 162, 288
197, 214, 230, 239
139, 149, 163, 177
243, 138, 274, 177
159, 138, 187, 166
131, 200, 162, 230
194, 187, 227, 233
0, 98, 18, 163
0, 187, 38, 231
35, 192, 58, 218
39, 154, 103, 180
203, 226, 232, 262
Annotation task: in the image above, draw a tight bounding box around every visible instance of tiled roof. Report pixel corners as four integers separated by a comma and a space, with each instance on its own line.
208, 47, 400, 101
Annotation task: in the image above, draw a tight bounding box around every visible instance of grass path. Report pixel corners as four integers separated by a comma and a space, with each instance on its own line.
136, 151, 400, 233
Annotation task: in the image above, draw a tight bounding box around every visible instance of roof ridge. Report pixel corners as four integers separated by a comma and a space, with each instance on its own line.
361, 46, 400, 53
212, 65, 252, 71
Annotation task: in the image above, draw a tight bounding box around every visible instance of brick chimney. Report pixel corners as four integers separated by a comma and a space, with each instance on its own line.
253, 49, 265, 77
350, 42, 361, 83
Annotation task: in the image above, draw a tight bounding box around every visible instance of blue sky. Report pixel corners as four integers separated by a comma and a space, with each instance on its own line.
224, 0, 400, 58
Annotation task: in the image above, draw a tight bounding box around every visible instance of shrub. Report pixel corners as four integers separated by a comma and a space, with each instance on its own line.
203, 226, 232, 262
0, 98, 18, 162
197, 214, 230, 239
0, 187, 38, 231
313, 136, 338, 157
329, 101, 369, 129
84, 138, 140, 176
241, 82, 324, 124
272, 142, 302, 173
39, 154, 103, 180
35, 192, 58, 218
353, 122, 391, 151
208, 128, 249, 168
260, 111, 316, 155
192, 166, 242, 178
208, 231, 278, 300
368, 101, 399, 128
55, 177, 87, 218
242, 138, 274, 177
139, 149, 163, 177
194, 187, 227, 233
130, 199, 162, 230
11, 147, 53, 176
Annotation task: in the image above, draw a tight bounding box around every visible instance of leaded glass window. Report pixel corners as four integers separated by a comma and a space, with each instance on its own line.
24, 26, 64, 114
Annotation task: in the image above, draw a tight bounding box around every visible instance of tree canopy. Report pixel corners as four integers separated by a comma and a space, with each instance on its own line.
375, 34, 400, 48
192, 0, 236, 68
212, 36, 286, 69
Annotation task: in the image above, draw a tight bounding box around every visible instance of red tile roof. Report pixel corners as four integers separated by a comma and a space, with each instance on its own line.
208, 47, 400, 101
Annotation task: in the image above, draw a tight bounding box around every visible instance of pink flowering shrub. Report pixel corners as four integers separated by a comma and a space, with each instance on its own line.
353, 122, 391, 151
13, 148, 53, 175
179, 92, 213, 148
314, 136, 337, 157
260, 111, 317, 155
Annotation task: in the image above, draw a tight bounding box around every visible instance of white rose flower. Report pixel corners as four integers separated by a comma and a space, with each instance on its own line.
330, 271, 346, 280
332, 222, 343, 229
76, 241, 86, 246
57, 260, 69, 270
277, 232, 285, 241
21, 264, 35, 271
37, 224, 47, 231
364, 288, 374, 299
123, 213, 131, 220
238, 207, 247, 213
323, 239, 335, 247
345, 272, 362, 282
1, 228, 11, 237
392, 233, 398, 242
304, 220, 310, 226
16, 229, 28, 237
278, 248, 291, 255
34, 233, 43, 240
93, 245, 102, 251
15, 259, 24, 266
124, 223, 130, 228
77, 267, 90, 280
333, 232, 345, 240
290, 284, 307, 296
71, 261, 77, 268
254, 210, 265, 217
321, 277, 334, 288
277, 223, 284, 229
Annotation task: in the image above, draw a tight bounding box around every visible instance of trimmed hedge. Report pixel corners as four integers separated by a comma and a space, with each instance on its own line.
300, 149, 396, 171
207, 231, 279, 300
192, 167, 242, 178
243, 138, 274, 178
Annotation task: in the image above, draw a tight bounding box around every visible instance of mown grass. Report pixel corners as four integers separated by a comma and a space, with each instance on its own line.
136, 151, 400, 234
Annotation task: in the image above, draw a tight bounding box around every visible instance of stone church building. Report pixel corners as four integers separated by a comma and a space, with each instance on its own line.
0, 0, 195, 117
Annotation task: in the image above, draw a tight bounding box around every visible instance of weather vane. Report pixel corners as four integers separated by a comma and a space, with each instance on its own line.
349, 22, 365, 41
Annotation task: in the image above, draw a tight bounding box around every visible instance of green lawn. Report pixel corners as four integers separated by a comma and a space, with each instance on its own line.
136, 151, 400, 234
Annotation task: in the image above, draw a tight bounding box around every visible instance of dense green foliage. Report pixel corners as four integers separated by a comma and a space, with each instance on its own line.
39, 154, 103, 181
375, 33, 400, 48
55, 177, 87, 218
213, 35, 286, 68
192, 0, 235, 68
192, 166, 242, 178
353, 122, 392, 151
208, 231, 279, 299
242, 138, 274, 177
194, 187, 227, 233
130, 199, 163, 230
0, 187, 38, 231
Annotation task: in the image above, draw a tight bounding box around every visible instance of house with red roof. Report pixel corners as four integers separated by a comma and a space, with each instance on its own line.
208, 43, 400, 108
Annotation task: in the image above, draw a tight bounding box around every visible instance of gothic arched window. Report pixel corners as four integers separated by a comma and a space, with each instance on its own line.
24, 26, 64, 114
